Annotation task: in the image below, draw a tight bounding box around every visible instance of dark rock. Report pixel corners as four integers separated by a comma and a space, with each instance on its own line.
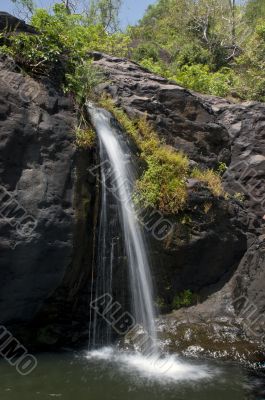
0, 56, 96, 349
92, 52, 231, 169
196, 94, 265, 234
0, 12, 37, 34
150, 191, 247, 308
158, 234, 265, 362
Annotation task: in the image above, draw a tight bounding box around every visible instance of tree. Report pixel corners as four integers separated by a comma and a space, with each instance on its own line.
60, 0, 80, 14
245, 0, 265, 26
236, 21, 265, 101
85, 0, 122, 32
11, 0, 122, 31
229, 0, 236, 46
130, 0, 245, 69
11, 0, 35, 15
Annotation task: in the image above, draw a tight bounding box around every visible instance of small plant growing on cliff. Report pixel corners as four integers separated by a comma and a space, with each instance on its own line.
203, 202, 212, 214
192, 168, 224, 197
99, 95, 140, 143
65, 61, 105, 104
75, 127, 96, 149
172, 290, 194, 310
218, 162, 228, 175
155, 297, 166, 310
134, 154, 188, 214
233, 192, 245, 203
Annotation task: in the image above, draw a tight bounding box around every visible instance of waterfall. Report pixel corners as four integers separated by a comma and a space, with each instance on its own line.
87, 104, 157, 349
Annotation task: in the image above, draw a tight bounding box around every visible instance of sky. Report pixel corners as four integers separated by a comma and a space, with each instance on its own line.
0, 0, 156, 28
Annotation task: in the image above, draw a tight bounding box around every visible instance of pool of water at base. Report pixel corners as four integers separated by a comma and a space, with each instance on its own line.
0, 347, 264, 400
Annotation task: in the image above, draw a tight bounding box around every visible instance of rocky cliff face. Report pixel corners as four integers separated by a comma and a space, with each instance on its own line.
91, 53, 264, 360
0, 17, 264, 359
0, 52, 97, 348
91, 53, 247, 296
0, 56, 74, 322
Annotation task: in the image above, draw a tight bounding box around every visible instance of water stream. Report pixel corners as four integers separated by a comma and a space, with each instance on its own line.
87, 105, 157, 348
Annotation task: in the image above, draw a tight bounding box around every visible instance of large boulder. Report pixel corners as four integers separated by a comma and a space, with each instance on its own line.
202, 97, 265, 234
92, 52, 231, 169
0, 55, 96, 348
158, 235, 265, 363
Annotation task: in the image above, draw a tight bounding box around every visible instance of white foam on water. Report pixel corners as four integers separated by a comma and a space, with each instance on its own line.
85, 347, 215, 383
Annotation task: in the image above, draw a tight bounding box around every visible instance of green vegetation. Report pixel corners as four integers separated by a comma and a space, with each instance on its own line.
65, 61, 105, 104
236, 22, 265, 101
1, 3, 128, 98
75, 127, 96, 149
233, 192, 245, 202
217, 162, 228, 175
155, 297, 166, 309
140, 60, 237, 98
192, 168, 224, 197
172, 290, 195, 310
3, 0, 265, 101
129, 0, 265, 100
245, 0, 265, 27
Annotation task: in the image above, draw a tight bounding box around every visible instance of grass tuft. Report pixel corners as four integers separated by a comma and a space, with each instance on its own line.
76, 127, 96, 149
192, 168, 224, 197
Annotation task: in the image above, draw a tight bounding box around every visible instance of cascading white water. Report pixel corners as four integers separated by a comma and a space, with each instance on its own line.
87, 105, 157, 347
85, 104, 217, 383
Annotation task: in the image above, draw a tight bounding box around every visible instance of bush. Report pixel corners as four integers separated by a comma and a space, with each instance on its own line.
170, 65, 236, 97
131, 42, 160, 62
1, 4, 129, 101
135, 154, 188, 213
137, 59, 236, 97
65, 61, 105, 104
172, 290, 194, 310
139, 58, 169, 77
174, 43, 212, 68
236, 23, 265, 101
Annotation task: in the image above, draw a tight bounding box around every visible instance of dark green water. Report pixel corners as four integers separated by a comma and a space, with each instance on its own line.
0, 348, 263, 400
